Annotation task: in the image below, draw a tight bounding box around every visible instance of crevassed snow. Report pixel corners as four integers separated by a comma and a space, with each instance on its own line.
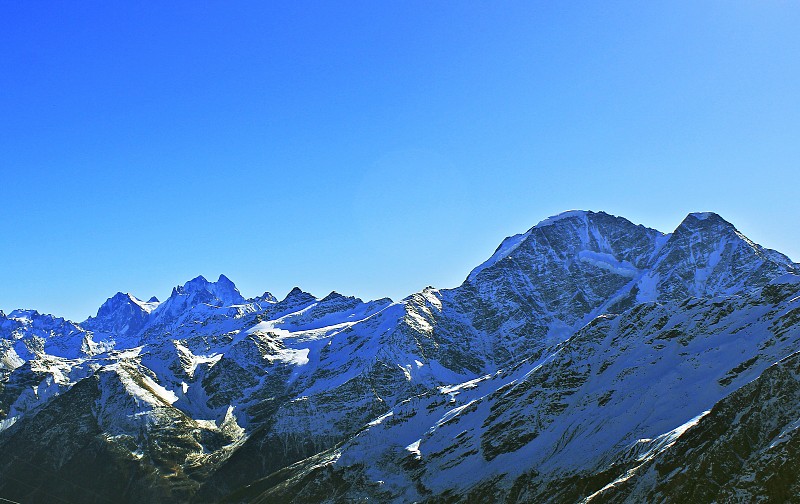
577, 250, 638, 278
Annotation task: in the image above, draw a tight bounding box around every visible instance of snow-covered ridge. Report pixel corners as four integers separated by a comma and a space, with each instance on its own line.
129, 293, 160, 313
535, 209, 591, 227
2, 209, 799, 504
466, 229, 532, 282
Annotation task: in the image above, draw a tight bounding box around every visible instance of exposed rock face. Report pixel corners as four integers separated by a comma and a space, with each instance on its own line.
1, 210, 798, 503
83, 292, 157, 340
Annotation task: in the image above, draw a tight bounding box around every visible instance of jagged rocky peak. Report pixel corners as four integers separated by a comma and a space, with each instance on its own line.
527, 210, 664, 264
673, 211, 738, 236
456, 209, 799, 338
4, 309, 77, 331
461, 210, 665, 328
467, 210, 663, 283
320, 291, 346, 303
253, 291, 278, 303
282, 286, 317, 305
642, 211, 797, 301
82, 292, 154, 338
94, 292, 158, 318
169, 274, 246, 307
216, 273, 239, 297
2, 209, 800, 504
6, 309, 40, 322
671, 211, 794, 268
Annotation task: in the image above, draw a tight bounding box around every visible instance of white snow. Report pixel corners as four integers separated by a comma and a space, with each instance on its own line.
536, 210, 588, 227
174, 342, 222, 376
636, 273, 659, 302
578, 250, 638, 278
405, 439, 422, 458
4, 211, 799, 503
129, 294, 160, 313
771, 273, 800, 285
467, 230, 532, 282
267, 347, 310, 366
108, 363, 178, 407
583, 410, 711, 502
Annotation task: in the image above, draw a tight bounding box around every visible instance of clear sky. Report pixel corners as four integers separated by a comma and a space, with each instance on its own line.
2, 2, 799, 321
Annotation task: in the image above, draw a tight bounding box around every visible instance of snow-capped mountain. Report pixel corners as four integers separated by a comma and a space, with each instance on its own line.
83, 291, 159, 341
1, 210, 798, 503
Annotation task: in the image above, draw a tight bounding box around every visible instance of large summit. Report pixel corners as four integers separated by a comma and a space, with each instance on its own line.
1, 210, 799, 503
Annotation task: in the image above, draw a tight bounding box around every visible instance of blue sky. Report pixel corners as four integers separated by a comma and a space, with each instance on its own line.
2, 2, 799, 321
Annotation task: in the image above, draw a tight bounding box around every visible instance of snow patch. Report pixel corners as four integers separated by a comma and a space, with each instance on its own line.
129, 294, 160, 313
406, 439, 422, 459
577, 250, 638, 278
266, 347, 310, 366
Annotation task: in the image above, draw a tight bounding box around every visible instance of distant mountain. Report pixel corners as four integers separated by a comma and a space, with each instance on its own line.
1, 211, 798, 503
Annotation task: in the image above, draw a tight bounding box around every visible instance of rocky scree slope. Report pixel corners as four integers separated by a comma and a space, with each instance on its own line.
0, 210, 798, 504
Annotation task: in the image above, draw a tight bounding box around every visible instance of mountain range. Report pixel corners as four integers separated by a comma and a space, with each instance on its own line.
1, 210, 799, 503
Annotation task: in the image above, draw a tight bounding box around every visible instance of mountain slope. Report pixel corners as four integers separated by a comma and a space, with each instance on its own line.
1, 210, 798, 504
231, 274, 800, 503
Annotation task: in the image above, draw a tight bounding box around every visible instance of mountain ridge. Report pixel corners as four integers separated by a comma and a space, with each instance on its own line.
1, 209, 799, 503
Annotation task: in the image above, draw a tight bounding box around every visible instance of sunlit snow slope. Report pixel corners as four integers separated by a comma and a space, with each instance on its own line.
1, 210, 799, 504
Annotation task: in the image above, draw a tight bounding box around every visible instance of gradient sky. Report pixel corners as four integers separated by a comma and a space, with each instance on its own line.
2, 2, 799, 321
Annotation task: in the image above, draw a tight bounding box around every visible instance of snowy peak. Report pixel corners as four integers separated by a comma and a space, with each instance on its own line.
166, 274, 246, 307
466, 230, 532, 282
282, 287, 316, 305
643, 211, 796, 300
145, 274, 247, 329
534, 209, 591, 227
674, 211, 737, 236
95, 292, 158, 317
686, 211, 719, 220
82, 292, 153, 339
319, 291, 346, 303
5, 309, 77, 331
467, 210, 794, 303
524, 210, 662, 263
1, 309, 89, 361
214, 274, 242, 304
252, 291, 278, 303
7, 308, 41, 322
467, 210, 663, 284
